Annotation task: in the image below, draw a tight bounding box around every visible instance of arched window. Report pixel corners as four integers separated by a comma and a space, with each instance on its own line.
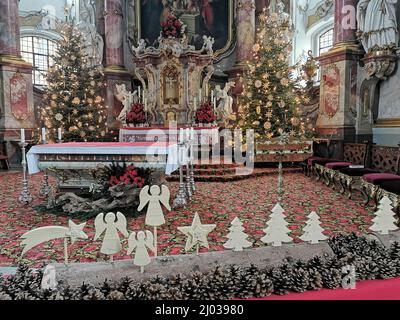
20, 36, 57, 87
319, 28, 334, 55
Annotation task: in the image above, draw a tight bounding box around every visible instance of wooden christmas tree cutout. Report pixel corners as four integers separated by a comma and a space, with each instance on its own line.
178, 212, 216, 255
300, 211, 328, 244
94, 212, 129, 261
223, 217, 252, 251
261, 203, 293, 247
128, 230, 155, 273
20, 220, 88, 264
370, 196, 399, 235
138, 185, 171, 257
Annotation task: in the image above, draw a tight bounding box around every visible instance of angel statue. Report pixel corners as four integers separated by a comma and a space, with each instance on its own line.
215, 82, 235, 123
115, 83, 138, 124
132, 39, 147, 56
94, 212, 129, 261
128, 230, 155, 273
138, 185, 171, 257
202, 35, 215, 54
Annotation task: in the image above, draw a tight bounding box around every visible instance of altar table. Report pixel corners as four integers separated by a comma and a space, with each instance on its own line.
119, 126, 219, 146
27, 142, 188, 190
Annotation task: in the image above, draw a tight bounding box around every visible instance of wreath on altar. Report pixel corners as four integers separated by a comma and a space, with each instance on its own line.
161, 16, 184, 39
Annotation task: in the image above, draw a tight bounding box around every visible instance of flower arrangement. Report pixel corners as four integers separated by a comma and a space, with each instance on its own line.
127, 102, 146, 125
161, 16, 184, 39
195, 102, 217, 124
109, 164, 146, 188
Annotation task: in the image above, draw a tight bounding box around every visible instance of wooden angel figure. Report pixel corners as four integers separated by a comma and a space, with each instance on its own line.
127, 230, 155, 273
138, 185, 171, 257
94, 212, 129, 261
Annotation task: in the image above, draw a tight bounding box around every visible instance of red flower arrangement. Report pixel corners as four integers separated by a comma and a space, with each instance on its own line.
195, 102, 217, 124
109, 165, 145, 188
127, 102, 146, 124
161, 16, 184, 39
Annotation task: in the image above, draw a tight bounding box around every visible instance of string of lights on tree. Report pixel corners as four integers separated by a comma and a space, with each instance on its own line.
237, 8, 314, 141
39, 23, 108, 143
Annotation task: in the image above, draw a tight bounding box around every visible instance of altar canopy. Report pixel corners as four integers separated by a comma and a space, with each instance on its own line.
27, 142, 186, 176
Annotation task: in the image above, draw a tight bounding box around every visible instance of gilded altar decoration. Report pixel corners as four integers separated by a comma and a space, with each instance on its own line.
321, 64, 340, 118
10, 72, 29, 121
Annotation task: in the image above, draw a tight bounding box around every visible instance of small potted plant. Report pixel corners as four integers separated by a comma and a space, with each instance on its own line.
195, 102, 217, 127
127, 102, 147, 127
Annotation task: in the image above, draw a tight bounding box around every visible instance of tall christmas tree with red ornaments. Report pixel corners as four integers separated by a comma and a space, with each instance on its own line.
39, 23, 108, 142
238, 6, 313, 142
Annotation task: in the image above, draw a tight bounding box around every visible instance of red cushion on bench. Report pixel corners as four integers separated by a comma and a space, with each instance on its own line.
339, 167, 378, 176
325, 162, 352, 169
363, 173, 400, 184
307, 157, 327, 166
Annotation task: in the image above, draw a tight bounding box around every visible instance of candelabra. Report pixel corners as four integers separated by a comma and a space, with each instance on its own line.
18, 142, 33, 205
39, 141, 51, 198
173, 142, 188, 209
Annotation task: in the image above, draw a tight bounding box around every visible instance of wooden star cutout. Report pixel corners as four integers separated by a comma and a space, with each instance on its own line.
178, 213, 216, 254
65, 220, 87, 244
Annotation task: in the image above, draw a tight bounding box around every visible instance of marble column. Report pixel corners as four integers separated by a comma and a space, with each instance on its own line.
316, 0, 362, 143
104, 0, 125, 69
0, 0, 21, 57
103, 0, 132, 130
333, 0, 358, 46
236, 0, 256, 65
0, 0, 34, 166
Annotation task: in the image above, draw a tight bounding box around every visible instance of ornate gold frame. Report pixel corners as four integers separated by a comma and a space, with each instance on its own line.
134, 0, 234, 58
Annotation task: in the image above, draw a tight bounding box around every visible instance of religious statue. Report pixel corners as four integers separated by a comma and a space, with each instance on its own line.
77, 9, 104, 66
215, 82, 235, 123
357, 0, 399, 52
132, 39, 147, 56
115, 84, 138, 124
202, 35, 215, 54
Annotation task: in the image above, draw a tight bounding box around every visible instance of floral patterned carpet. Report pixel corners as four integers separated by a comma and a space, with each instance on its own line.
0, 171, 375, 267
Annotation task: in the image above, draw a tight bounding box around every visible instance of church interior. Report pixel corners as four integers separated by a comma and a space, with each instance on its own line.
1, 0, 400, 301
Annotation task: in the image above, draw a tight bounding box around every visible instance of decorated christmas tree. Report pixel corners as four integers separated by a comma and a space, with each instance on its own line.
237, 7, 312, 141
300, 211, 328, 244
39, 23, 108, 142
223, 217, 252, 252
261, 203, 292, 246
370, 196, 398, 235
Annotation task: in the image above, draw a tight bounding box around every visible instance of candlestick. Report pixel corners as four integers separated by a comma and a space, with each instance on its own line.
173, 142, 188, 209
186, 128, 190, 141
58, 128, 62, 141
20, 129, 25, 143
18, 142, 33, 205
39, 139, 51, 198
41, 128, 46, 144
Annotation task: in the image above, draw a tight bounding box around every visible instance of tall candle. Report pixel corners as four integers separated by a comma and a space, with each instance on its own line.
41, 128, 46, 143
58, 128, 62, 140
211, 90, 214, 104
20, 129, 25, 143
186, 128, 190, 141
190, 127, 195, 140
193, 97, 197, 111
179, 128, 184, 143
138, 87, 141, 102
199, 88, 202, 103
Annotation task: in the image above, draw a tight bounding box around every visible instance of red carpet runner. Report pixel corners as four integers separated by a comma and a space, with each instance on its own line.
251, 278, 400, 300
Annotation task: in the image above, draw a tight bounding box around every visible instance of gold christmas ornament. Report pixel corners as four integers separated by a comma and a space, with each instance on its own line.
55, 113, 63, 121
51, 94, 58, 100
268, 95, 274, 101
264, 121, 272, 130
252, 43, 260, 52
95, 96, 102, 103
256, 106, 261, 114
255, 80, 262, 88
72, 97, 81, 105
69, 126, 78, 132
77, 122, 83, 128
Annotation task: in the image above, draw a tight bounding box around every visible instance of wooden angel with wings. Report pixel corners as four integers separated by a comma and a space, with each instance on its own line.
94, 212, 129, 260
138, 185, 171, 227
128, 230, 155, 273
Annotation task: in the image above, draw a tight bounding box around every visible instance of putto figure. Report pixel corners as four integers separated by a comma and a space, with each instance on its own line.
94, 212, 129, 261
128, 230, 156, 273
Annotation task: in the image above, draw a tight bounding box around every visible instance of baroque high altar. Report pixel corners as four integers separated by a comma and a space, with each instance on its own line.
128, 31, 216, 127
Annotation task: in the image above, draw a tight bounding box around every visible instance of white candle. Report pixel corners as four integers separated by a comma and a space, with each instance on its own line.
186, 128, 190, 141
193, 97, 197, 111
211, 90, 214, 103
179, 128, 184, 143
199, 88, 202, 103
190, 127, 195, 140
58, 128, 62, 140
138, 87, 141, 102
41, 128, 46, 143
20, 128, 25, 143
205, 85, 209, 99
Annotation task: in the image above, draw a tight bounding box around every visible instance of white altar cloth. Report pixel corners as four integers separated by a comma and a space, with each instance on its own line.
27, 142, 188, 175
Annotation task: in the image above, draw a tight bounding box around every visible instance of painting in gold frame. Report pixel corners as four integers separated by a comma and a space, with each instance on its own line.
135, 0, 234, 57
